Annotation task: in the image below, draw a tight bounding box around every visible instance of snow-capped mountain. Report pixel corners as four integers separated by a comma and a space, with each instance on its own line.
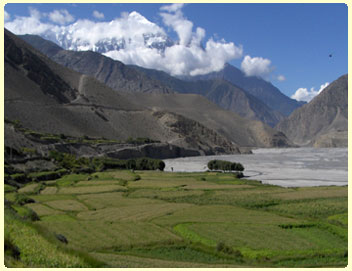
38, 11, 174, 54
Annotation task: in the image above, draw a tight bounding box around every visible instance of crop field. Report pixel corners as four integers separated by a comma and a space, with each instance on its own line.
5, 170, 348, 267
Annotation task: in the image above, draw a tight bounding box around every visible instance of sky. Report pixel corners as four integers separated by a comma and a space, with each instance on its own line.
4, 3, 348, 102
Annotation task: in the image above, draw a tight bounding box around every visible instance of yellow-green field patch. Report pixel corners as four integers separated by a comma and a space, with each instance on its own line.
153, 205, 297, 226
273, 186, 348, 201
77, 192, 162, 209
127, 189, 204, 200
18, 183, 40, 194
36, 220, 182, 251
91, 170, 136, 181
58, 184, 127, 194
31, 194, 75, 203
267, 198, 348, 219
90, 252, 242, 268
25, 203, 63, 216
40, 186, 58, 195
176, 222, 347, 253
5, 192, 17, 202
76, 180, 119, 186
5, 211, 89, 267
77, 202, 192, 222
45, 200, 88, 211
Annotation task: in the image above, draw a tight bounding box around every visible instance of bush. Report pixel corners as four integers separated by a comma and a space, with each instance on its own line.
4, 236, 20, 259
15, 194, 35, 205
49, 151, 165, 172
208, 160, 244, 172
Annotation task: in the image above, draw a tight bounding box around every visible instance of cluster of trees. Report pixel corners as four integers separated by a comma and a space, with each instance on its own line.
126, 137, 160, 145
102, 157, 165, 171
49, 151, 165, 172
207, 160, 244, 172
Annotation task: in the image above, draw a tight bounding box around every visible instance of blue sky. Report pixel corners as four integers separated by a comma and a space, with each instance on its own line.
4, 3, 348, 101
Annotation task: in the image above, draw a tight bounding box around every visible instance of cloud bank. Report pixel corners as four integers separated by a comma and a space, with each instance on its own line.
4, 10, 10, 21
92, 10, 104, 20
5, 4, 243, 76
48, 9, 74, 25
241, 55, 273, 78
291, 82, 329, 102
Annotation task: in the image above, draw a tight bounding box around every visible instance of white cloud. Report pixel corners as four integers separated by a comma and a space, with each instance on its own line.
29, 7, 41, 19
5, 5, 243, 76
160, 3, 185, 13
5, 8, 57, 35
241, 55, 273, 78
93, 10, 104, 20
4, 10, 10, 21
48, 9, 74, 25
160, 4, 193, 46
277, 75, 286, 81
291, 82, 329, 102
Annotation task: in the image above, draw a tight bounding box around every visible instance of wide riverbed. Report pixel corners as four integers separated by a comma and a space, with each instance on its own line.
164, 148, 348, 187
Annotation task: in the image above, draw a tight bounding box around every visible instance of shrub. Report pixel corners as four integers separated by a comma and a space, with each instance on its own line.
15, 194, 35, 205
4, 236, 20, 260
208, 160, 244, 172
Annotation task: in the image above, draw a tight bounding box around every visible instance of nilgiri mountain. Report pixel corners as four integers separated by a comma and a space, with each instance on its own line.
5, 29, 293, 163
276, 74, 348, 147
35, 11, 174, 54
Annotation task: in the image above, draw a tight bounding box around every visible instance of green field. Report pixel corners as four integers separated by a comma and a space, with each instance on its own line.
4, 170, 348, 267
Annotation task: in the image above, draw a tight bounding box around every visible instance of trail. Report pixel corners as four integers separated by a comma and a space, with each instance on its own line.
71, 74, 87, 103
78, 74, 87, 95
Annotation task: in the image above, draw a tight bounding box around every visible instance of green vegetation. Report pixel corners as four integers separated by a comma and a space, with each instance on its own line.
207, 160, 244, 173
49, 150, 165, 172
4, 170, 347, 267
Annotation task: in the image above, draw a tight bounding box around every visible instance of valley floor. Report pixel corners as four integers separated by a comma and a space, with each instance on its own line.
4, 170, 348, 267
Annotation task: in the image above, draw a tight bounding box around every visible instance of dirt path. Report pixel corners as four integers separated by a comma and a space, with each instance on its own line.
78, 74, 88, 95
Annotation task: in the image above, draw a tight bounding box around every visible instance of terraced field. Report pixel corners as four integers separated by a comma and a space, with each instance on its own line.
5, 170, 348, 267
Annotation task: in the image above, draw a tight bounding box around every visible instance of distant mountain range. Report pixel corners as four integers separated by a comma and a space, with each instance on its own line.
5, 29, 293, 162
187, 63, 306, 117
9, 29, 346, 152
19, 34, 174, 94
276, 74, 348, 147
20, 34, 291, 127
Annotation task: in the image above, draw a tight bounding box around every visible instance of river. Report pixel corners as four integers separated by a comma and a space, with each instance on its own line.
164, 148, 348, 187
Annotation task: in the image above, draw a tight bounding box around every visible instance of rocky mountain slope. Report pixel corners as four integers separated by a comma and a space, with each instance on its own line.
188, 63, 305, 117
19, 34, 173, 94
20, 34, 283, 127
276, 74, 348, 147
132, 65, 285, 127
5, 29, 293, 160
5, 29, 238, 157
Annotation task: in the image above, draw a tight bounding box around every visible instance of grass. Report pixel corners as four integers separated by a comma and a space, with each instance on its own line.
175, 222, 346, 252
5, 184, 17, 193
36, 220, 182, 251
45, 200, 88, 212
56, 174, 89, 187
4, 169, 348, 268
76, 202, 192, 222
18, 183, 41, 194
4, 209, 100, 267
152, 204, 297, 226
327, 213, 348, 226
25, 203, 63, 216
77, 192, 162, 209
57, 184, 127, 194
40, 186, 58, 195
266, 197, 347, 219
